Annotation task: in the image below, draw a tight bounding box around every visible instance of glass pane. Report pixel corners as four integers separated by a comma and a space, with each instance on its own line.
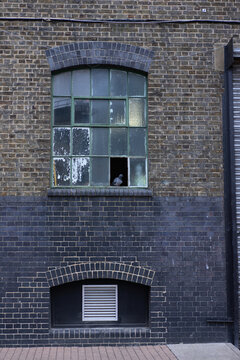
128, 72, 145, 96
110, 100, 126, 125
110, 70, 127, 96
72, 128, 90, 155
53, 128, 70, 155
92, 128, 109, 155
129, 98, 145, 127
53, 98, 71, 125
74, 100, 90, 124
110, 128, 127, 155
129, 128, 146, 156
53, 158, 70, 186
92, 100, 109, 124
91, 157, 109, 186
72, 69, 90, 96
72, 157, 90, 186
130, 158, 146, 187
53, 72, 71, 96
92, 69, 109, 96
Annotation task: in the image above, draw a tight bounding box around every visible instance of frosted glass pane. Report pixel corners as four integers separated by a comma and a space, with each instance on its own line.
110, 70, 127, 96
74, 100, 90, 124
110, 128, 127, 155
72, 157, 89, 186
53, 97, 71, 125
53, 158, 70, 186
110, 100, 126, 125
129, 98, 145, 127
92, 128, 109, 155
72, 69, 90, 96
91, 157, 109, 186
92, 69, 109, 96
130, 158, 146, 187
129, 128, 146, 156
92, 100, 109, 124
72, 128, 90, 155
128, 72, 145, 96
53, 128, 70, 155
53, 72, 71, 96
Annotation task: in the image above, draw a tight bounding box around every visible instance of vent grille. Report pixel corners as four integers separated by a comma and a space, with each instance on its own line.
82, 285, 118, 321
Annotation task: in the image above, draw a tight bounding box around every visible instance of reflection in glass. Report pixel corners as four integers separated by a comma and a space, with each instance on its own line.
91, 158, 109, 185
110, 128, 127, 155
53, 98, 71, 125
72, 128, 90, 155
110, 70, 127, 96
130, 158, 146, 187
92, 100, 109, 124
53, 158, 70, 186
129, 98, 145, 126
53, 128, 70, 155
110, 100, 125, 125
92, 128, 109, 155
72, 157, 89, 185
92, 69, 109, 96
53, 72, 71, 96
128, 72, 145, 96
74, 100, 90, 124
72, 70, 90, 96
129, 128, 146, 156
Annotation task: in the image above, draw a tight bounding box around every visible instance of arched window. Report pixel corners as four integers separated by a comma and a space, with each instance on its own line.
51, 68, 147, 188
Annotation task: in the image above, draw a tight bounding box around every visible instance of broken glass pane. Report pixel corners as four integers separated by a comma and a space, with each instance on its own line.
92, 100, 109, 124
72, 157, 90, 186
110, 128, 127, 155
91, 157, 109, 186
128, 72, 145, 96
53, 72, 71, 96
53, 158, 70, 186
110, 70, 127, 96
129, 98, 145, 127
53, 97, 71, 125
129, 128, 146, 156
92, 128, 109, 155
53, 128, 70, 156
92, 69, 109, 96
130, 158, 146, 187
74, 100, 90, 124
110, 100, 126, 125
72, 69, 90, 97
72, 128, 90, 155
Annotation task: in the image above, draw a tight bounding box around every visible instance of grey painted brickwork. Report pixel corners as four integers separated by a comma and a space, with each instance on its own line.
0, 195, 229, 346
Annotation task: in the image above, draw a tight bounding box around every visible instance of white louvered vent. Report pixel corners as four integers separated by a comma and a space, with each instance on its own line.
82, 285, 118, 321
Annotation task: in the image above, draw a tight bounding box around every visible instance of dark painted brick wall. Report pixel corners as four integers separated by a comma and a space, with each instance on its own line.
0, 195, 229, 346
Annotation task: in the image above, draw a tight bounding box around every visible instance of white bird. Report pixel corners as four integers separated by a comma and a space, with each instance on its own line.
112, 174, 123, 186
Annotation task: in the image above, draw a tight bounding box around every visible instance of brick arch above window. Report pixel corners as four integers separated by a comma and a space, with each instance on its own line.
45, 42, 154, 73
46, 262, 155, 288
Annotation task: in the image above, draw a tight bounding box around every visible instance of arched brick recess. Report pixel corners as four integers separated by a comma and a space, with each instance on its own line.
46, 42, 154, 73
46, 262, 155, 287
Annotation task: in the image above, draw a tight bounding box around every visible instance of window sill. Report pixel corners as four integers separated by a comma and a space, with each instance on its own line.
47, 188, 152, 197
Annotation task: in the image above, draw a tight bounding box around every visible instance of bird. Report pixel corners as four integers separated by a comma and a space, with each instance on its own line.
112, 174, 123, 186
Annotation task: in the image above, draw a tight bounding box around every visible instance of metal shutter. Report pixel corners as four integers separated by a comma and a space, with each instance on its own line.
82, 285, 118, 321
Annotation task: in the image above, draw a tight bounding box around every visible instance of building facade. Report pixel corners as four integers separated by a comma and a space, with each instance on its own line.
1, 0, 240, 347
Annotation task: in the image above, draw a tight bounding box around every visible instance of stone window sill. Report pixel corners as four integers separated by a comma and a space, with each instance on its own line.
47, 188, 152, 197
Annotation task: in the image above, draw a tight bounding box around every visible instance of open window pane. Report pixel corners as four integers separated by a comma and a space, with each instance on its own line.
92, 69, 109, 96
53, 98, 71, 125
53, 128, 70, 156
92, 128, 109, 155
74, 100, 90, 124
128, 72, 145, 96
72, 69, 90, 96
53, 72, 71, 96
129, 128, 146, 156
53, 158, 70, 186
72, 128, 90, 155
92, 100, 109, 124
72, 157, 90, 186
129, 98, 145, 127
91, 157, 109, 186
130, 158, 146, 187
110, 70, 127, 96
110, 100, 126, 125
110, 128, 127, 155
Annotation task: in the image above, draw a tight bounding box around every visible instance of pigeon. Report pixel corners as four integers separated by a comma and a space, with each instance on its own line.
112, 174, 123, 186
